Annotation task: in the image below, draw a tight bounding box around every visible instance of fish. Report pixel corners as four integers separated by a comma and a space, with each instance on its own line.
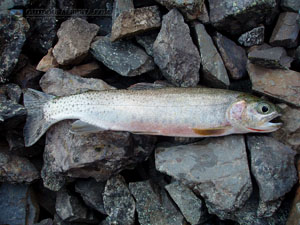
23, 87, 282, 147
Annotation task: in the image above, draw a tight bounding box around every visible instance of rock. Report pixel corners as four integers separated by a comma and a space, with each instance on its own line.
155, 135, 252, 215
247, 62, 300, 107
112, 0, 134, 23
0, 151, 39, 183
165, 181, 206, 225
281, 0, 300, 13
66, 61, 101, 77
154, 0, 205, 20
25, 0, 57, 55
39, 68, 115, 97
34, 218, 53, 225
103, 175, 135, 224
197, 3, 210, 24
111, 6, 161, 42
35, 181, 57, 215
238, 25, 265, 47
208, 0, 277, 35
0, 12, 29, 83
153, 9, 200, 87
269, 12, 300, 48
14, 63, 43, 89
214, 32, 247, 80
296, 46, 300, 65
248, 47, 293, 69
75, 178, 106, 214
91, 36, 155, 77
55, 188, 98, 223
257, 199, 282, 217
129, 180, 185, 225
193, 23, 230, 88
52, 18, 100, 65
36, 48, 59, 72
0, 83, 22, 103
0, 0, 28, 9
136, 32, 158, 57
0, 183, 39, 225
5, 129, 25, 154
246, 135, 297, 202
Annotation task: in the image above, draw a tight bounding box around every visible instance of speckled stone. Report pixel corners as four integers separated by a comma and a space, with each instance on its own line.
112, 0, 134, 23
238, 26, 265, 47
136, 32, 158, 57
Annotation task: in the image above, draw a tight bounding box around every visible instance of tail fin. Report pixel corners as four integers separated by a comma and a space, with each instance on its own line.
23, 89, 55, 147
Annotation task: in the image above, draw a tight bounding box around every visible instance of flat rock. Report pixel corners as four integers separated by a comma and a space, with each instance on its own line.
66, 61, 101, 77
194, 23, 229, 87
247, 62, 300, 107
214, 32, 247, 80
39, 68, 115, 97
111, 6, 161, 42
129, 180, 185, 225
0, 13, 29, 83
153, 9, 200, 87
209, 0, 277, 35
165, 181, 206, 225
154, 0, 205, 20
136, 32, 158, 57
91, 36, 155, 77
112, 0, 134, 23
155, 135, 252, 214
53, 18, 99, 65
238, 25, 265, 47
36, 48, 59, 72
75, 178, 106, 214
281, 0, 300, 13
269, 12, 300, 48
103, 175, 135, 225
248, 47, 293, 69
246, 135, 297, 202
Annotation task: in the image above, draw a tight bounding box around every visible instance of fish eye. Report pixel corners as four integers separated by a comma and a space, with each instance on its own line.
257, 103, 271, 114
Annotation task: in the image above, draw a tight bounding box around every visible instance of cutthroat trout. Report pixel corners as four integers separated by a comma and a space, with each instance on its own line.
23, 87, 282, 147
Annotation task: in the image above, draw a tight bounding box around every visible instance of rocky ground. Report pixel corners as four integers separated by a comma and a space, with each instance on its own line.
0, 0, 300, 224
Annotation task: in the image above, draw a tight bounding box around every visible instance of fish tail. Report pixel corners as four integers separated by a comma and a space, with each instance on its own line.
23, 89, 56, 147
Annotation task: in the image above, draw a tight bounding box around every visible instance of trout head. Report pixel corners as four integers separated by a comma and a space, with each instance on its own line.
227, 95, 282, 133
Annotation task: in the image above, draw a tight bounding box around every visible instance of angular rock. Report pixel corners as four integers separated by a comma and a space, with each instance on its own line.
66, 61, 101, 77
153, 9, 200, 87
209, 0, 277, 35
14, 63, 43, 89
36, 48, 59, 72
247, 135, 297, 202
269, 12, 300, 48
0, 13, 29, 83
155, 135, 252, 214
75, 178, 106, 214
129, 180, 185, 225
0, 151, 40, 183
214, 32, 247, 80
136, 32, 158, 57
91, 36, 155, 76
112, 0, 134, 23
165, 181, 206, 225
0, 83, 22, 103
194, 23, 229, 87
0, 183, 39, 225
103, 175, 135, 224
154, 0, 205, 20
248, 47, 293, 69
238, 25, 265, 47
247, 62, 300, 107
281, 0, 300, 14
197, 3, 209, 24
111, 6, 161, 42
39, 68, 115, 97
53, 18, 99, 65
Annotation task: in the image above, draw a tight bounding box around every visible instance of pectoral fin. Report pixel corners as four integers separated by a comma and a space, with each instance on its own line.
193, 126, 231, 136
71, 120, 106, 134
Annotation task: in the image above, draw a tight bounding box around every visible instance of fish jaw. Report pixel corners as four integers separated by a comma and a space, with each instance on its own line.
247, 113, 282, 133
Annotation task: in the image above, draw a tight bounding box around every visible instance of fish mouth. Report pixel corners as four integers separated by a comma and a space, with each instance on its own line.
248, 113, 282, 132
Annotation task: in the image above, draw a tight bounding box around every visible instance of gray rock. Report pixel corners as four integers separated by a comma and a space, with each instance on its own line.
103, 175, 135, 225
53, 18, 99, 65
91, 36, 155, 76
136, 32, 158, 57
257, 199, 282, 217
39, 68, 115, 97
129, 180, 185, 225
165, 181, 206, 225
214, 32, 247, 80
197, 3, 210, 24
155, 135, 252, 215
0, 83, 22, 103
269, 12, 300, 48
238, 25, 265, 47
194, 23, 230, 87
34, 218, 53, 225
6, 130, 26, 155
246, 135, 297, 202
75, 178, 106, 214
112, 0, 134, 23
111, 6, 161, 42
0, 12, 29, 83
248, 47, 293, 69
0, 183, 39, 225
247, 62, 300, 107
209, 0, 277, 35
281, 0, 300, 13
153, 9, 200, 87
0, 0, 28, 9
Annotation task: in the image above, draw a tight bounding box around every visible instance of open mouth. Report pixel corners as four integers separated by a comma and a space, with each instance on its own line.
263, 113, 282, 130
